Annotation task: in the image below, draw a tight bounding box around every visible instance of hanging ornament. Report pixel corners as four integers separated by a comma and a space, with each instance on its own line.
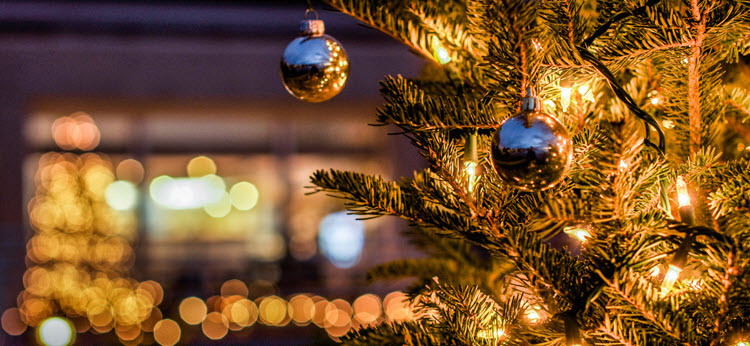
490, 88, 573, 191
280, 10, 350, 102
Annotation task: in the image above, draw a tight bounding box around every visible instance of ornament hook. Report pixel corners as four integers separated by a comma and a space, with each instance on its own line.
304, 8, 320, 20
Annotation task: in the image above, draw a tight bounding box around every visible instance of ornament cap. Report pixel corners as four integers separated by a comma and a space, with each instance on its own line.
300, 19, 325, 36
522, 87, 541, 112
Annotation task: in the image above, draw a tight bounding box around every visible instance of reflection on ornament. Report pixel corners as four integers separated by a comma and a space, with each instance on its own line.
280, 17, 349, 103
490, 88, 573, 191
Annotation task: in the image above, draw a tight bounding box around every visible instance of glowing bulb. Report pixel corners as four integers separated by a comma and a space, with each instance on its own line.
650, 96, 661, 105
578, 85, 595, 102
465, 161, 477, 192
573, 229, 590, 242
544, 99, 556, 110
649, 266, 661, 277
736, 341, 749, 346
525, 306, 542, 324
676, 176, 691, 207
477, 328, 505, 339
662, 120, 674, 129
560, 87, 572, 112
618, 160, 627, 172
431, 37, 452, 65
532, 39, 543, 51
565, 225, 590, 242
661, 264, 682, 292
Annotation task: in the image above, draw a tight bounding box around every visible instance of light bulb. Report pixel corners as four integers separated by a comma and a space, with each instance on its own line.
560, 86, 572, 112
618, 159, 627, 172
661, 264, 682, 292
649, 266, 661, 277
573, 229, 590, 242
578, 84, 595, 102
431, 37, 452, 65
532, 39, 543, 51
477, 328, 505, 339
564, 225, 590, 242
676, 176, 691, 207
465, 161, 477, 192
525, 306, 542, 324
736, 341, 749, 346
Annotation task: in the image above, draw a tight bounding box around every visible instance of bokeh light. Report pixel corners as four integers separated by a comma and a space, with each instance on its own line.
51, 112, 101, 151
38, 317, 74, 346
116, 159, 145, 184
229, 181, 259, 210
24, 153, 158, 338
289, 295, 315, 325
153, 319, 180, 346
383, 291, 412, 321
2, 308, 27, 335
259, 296, 288, 326
353, 294, 381, 324
204, 192, 232, 218
318, 212, 365, 268
150, 175, 226, 210
221, 279, 249, 298
179, 297, 207, 325
229, 299, 258, 327
187, 156, 217, 177
202, 312, 229, 340
105, 180, 138, 211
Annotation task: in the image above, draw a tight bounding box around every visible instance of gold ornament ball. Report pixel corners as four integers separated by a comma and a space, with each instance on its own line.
280, 19, 350, 103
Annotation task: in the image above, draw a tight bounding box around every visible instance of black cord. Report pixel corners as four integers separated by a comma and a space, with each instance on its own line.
577, 47, 666, 155
582, 0, 661, 49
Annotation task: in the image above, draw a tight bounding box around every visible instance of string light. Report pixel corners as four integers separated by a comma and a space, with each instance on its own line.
648, 90, 663, 106
477, 327, 505, 339
532, 39, 543, 51
524, 305, 544, 324
578, 84, 595, 102
649, 266, 661, 277
564, 224, 590, 242
676, 176, 690, 208
618, 159, 627, 172
431, 37, 452, 65
560, 79, 574, 112
463, 131, 479, 192
661, 265, 682, 292
662, 176, 695, 294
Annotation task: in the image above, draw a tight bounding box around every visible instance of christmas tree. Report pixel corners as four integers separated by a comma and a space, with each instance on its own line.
309, 0, 750, 345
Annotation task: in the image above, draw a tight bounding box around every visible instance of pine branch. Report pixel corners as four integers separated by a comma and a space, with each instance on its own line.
376, 76, 500, 131
342, 320, 444, 346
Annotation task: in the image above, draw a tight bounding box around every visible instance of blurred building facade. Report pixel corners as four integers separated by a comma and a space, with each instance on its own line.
0, 1, 425, 344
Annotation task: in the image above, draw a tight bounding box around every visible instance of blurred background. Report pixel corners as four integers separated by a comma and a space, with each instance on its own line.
0, 1, 426, 344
